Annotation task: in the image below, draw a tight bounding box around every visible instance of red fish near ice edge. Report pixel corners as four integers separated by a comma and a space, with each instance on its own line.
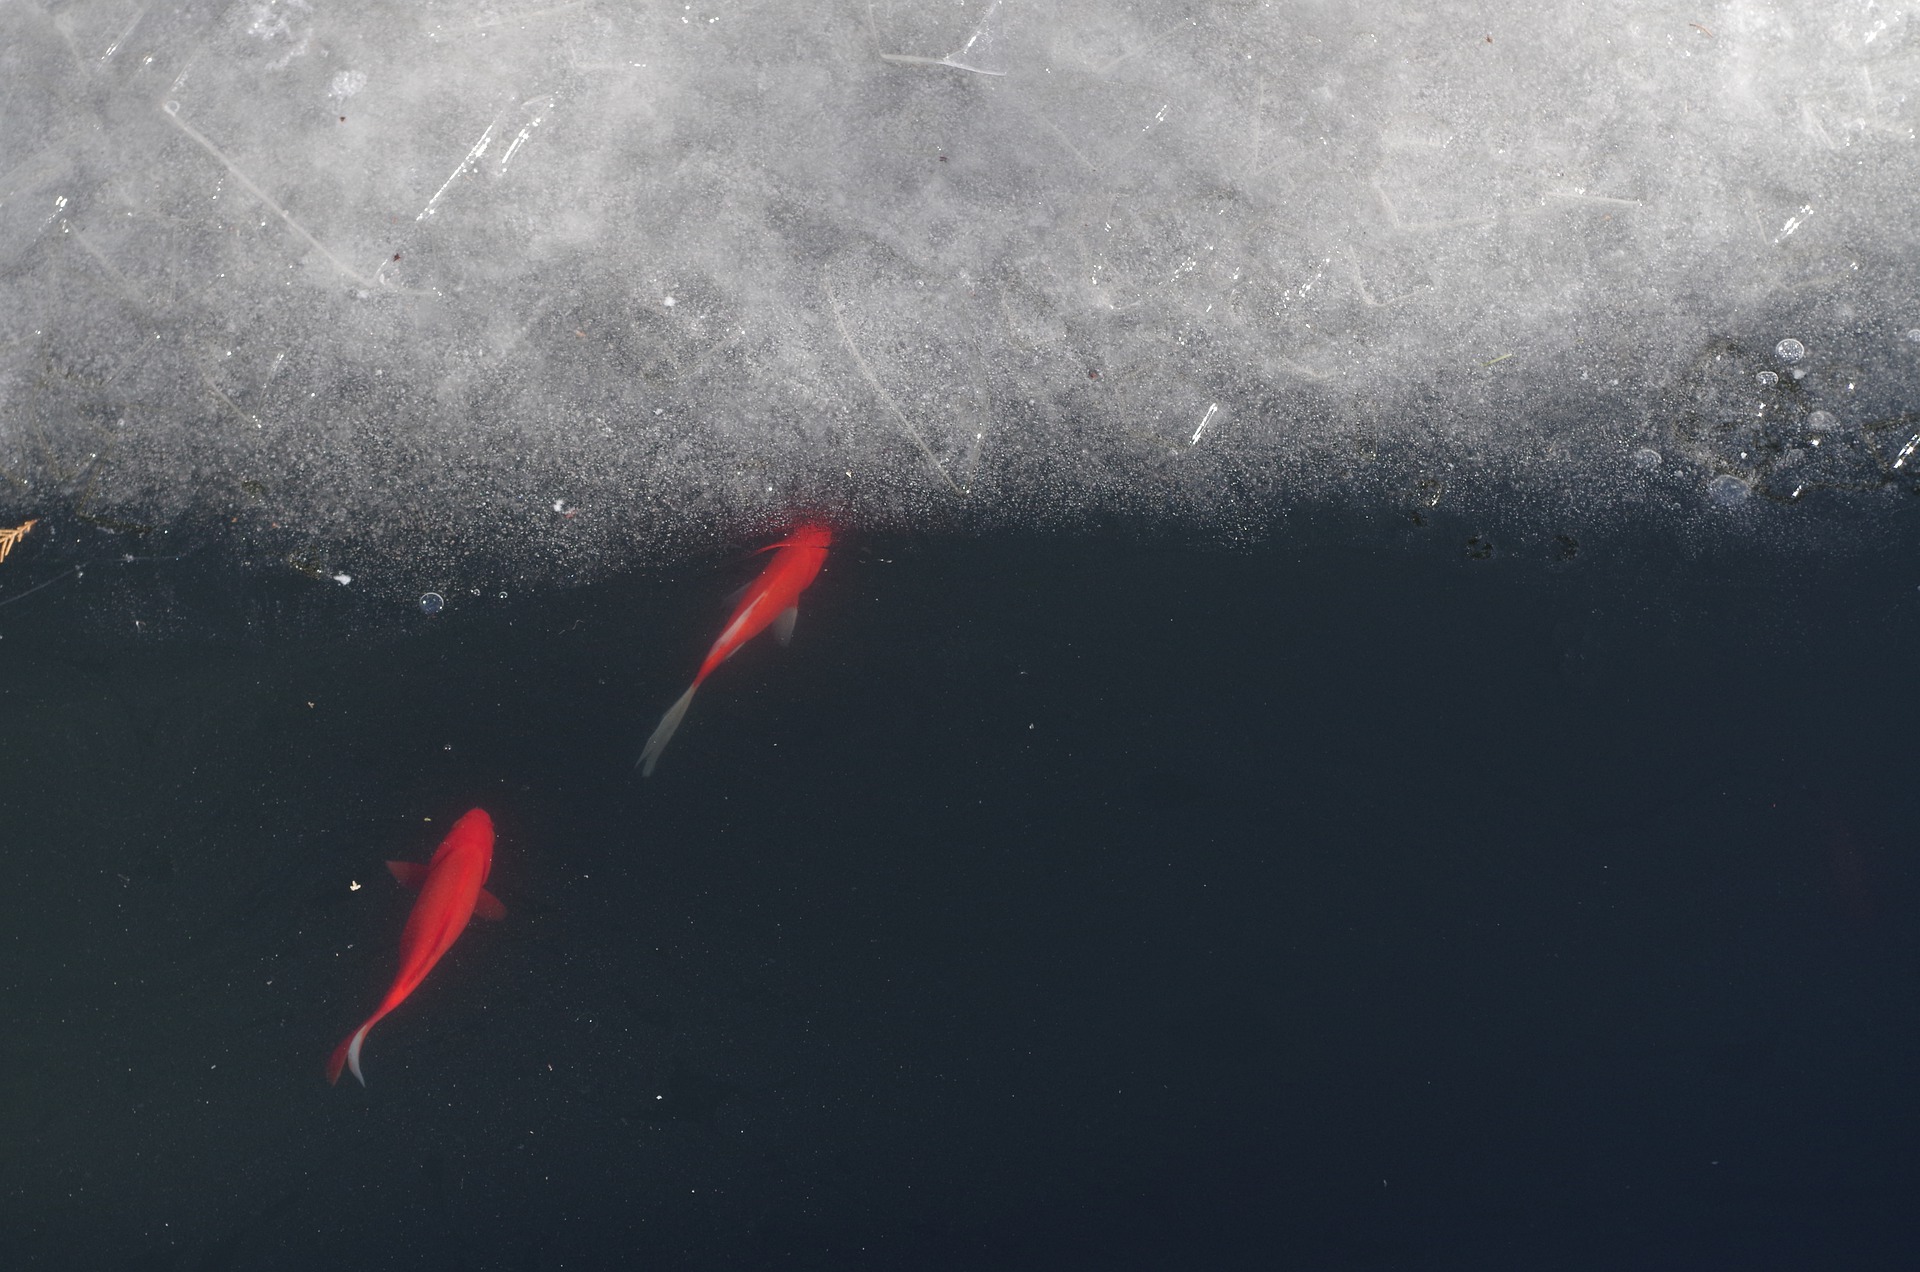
326, 808, 505, 1086
638, 523, 832, 776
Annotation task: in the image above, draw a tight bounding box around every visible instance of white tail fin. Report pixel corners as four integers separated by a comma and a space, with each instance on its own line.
327, 1016, 379, 1086
345, 1023, 372, 1087
638, 683, 699, 777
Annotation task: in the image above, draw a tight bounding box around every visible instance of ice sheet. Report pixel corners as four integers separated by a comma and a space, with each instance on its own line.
2, 1, 1916, 590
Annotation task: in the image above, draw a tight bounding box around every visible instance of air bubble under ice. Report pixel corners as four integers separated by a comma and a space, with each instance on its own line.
1707, 475, 1752, 508
2, 1, 1917, 590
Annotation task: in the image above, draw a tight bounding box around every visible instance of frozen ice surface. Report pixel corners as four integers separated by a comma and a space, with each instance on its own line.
2, 1, 1918, 589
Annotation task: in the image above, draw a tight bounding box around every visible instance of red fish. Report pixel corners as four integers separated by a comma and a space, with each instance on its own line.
326, 807, 505, 1086
639, 523, 833, 776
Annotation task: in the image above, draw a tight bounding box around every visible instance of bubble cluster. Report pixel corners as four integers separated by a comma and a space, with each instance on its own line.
1707, 475, 1752, 507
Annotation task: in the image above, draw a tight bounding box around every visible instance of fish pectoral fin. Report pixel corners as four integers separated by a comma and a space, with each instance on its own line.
473, 888, 507, 922
386, 860, 430, 889
772, 605, 798, 647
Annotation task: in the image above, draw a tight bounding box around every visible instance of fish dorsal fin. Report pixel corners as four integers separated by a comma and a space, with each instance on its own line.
473, 889, 507, 921
387, 860, 429, 889
772, 605, 798, 647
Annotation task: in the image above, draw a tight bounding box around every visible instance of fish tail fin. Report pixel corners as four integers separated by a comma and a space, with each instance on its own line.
638, 683, 700, 777
326, 1020, 375, 1088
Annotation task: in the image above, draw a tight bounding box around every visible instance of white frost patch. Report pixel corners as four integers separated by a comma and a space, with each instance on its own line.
328, 70, 368, 102
247, 0, 313, 70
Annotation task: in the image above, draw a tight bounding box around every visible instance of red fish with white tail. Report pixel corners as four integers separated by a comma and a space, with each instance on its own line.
639, 523, 832, 776
326, 807, 504, 1086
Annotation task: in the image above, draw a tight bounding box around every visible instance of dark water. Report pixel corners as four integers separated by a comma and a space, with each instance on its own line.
1, 514, 1916, 1270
